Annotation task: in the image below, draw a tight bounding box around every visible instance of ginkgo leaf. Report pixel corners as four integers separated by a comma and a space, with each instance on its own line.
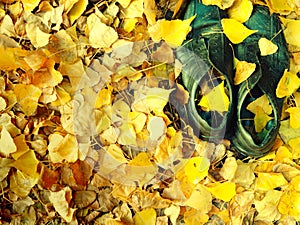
11, 150, 39, 177
278, 190, 300, 220
282, 19, 300, 47
256, 172, 288, 191
267, 0, 294, 14
184, 184, 212, 211
10, 170, 39, 198
228, 0, 253, 23
276, 69, 300, 98
199, 81, 230, 112
285, 107, 300, 129
148, 15, 195, 48
133, 208, 156, 225
184, 157, 210, 184
234, 60, 256, 85
68, 0, 88, 24
48, 133, 78, 163
184, 208, 209, 225
0, 126, 17, 157
254, 106, 273, 133
202, 0, 235, 9
14, 84, 42, 116
86, 14, 118, 49
49, 187, 76, 223
258, 38, 278, 56
205, 182, 236, 202
221, 18, 257, 44
288, 137, 300, 159
247, 94, 272, 115
94, 85, 113, 108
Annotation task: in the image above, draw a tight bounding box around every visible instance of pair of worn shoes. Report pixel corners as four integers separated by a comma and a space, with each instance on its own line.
176, 0, 289, 157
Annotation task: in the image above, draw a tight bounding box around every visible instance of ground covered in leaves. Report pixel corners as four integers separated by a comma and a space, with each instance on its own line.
1, 0, 300, 224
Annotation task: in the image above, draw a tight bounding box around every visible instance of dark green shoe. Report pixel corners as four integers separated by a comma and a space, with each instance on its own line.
232, 6, 289, 157
176, 0, 235, 141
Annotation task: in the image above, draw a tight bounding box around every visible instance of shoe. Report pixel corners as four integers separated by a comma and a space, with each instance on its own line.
176, 0, 235, 141
232, 6, 289, 157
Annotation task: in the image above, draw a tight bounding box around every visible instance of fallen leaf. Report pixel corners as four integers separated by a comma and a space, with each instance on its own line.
276, 69, 300, 98
10, 170, 39, 198
147, 116, 166, 141
49, 187, 76, 223
199, 81, 230, 112
288, 137, 300, 159
164, 205, 180, 225
184, 208, 209, 225
254, 106, 273, 133
11, 150, 39, 177
202, 0, 235, 9
86, 14, 118, 49
255, 172, 288, 191
122, 0, 144, 19
148, 15, 195, 48
285, 107, 300, 129
219, 157, 238, 180
228, 0, 253, 23
234, 60, 256, 85
144, 0, 156, 25
0, 126, 17, 157
14, 84, 42, 116
133, 208, 156, 225
282, 18, 300, 47
205, 182, 236, 202
184, 184, 212, 211
254, 190, 282, 222
68, 0, 88, 24
267, 0, 294, 14
247, 94, 272, 115
278, 190, 300, 220
25, 23, 51, 48
22, 0, 40, 12
48, 133, 78, 163
258, 37, 278, 56
221, 18, 257, 44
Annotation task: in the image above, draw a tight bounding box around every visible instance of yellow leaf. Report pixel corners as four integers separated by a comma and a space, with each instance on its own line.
184, 184, 212, 211
48, 133, 78, 163
117, 0, 131, 8
205, 182, 236, 202
199, 81, 230, 112
11, 150, 39, 177
133, 208, 156, 225
164, 205, 180, 225
290, 175, 300, 192
0, 96, 6, 111
234, 60, 256, 85
118, 122, 137, 146
14, 84, 42, 116
275, 146, 292, 163
94, 85, 113, 108
221, 18, 257, 44
129, 112, 147, 133
86, 14, 118, 49
144, 0, 156, 25
25, 23, 51, 48
123, 18, 138, 32
276, 69, 300, 98
254, 106, 273, 133
10, 170, 38, 198
256, 172, 288, 191
278, 190, 300, 220
228, 0, 253, 23
0, 126, 17, 157
0, 46, 28, 71
267, 0, 294, 14
219, 157, 238, 180
184, 208, 209, 225
202, 0, 235, 9
254, 190, 282, 222
68, 0, 88, 24
286, 107, 300, 129
184, 157, 210, 184
282, 18, 300, 47
49, 187, 76, 223
247, 94, 272, 115
258, 37, 278, 56
288, 137, 300, 159
148, 15, 195, 48
21, 0, 40, 12
51, 86, 71, 106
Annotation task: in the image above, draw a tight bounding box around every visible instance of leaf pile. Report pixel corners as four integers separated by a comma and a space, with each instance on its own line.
0, 0, 300, 225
